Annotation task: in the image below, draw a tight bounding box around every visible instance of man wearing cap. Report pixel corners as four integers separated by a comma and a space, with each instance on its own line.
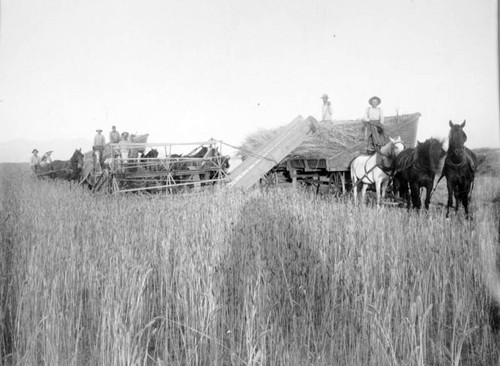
93, 129, 106, 169
30, 149, 42, 174
109, 125, 121, 144
363, 96, 386, 153
321, 94, 333, 122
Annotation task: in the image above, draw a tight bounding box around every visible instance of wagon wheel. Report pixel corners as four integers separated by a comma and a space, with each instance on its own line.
328, 172, 344, 196
297, 175, 324, 194
208, 155, 229, 181
92, 169, 110, 193
111, 175, 120, 194
260, 170, 278, 190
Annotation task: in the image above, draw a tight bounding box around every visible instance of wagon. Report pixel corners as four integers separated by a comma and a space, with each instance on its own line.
83, 138, 230, 194
233, 113, 421, 194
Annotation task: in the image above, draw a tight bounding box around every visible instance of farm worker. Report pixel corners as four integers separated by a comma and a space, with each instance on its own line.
363, 96, 386, 153
120, 132, 130, 162
128, 134, 139, 159
30, 149, 41, 174
40, 151, 53, 167
321, 94, 333, 122
93, 129, 106, 169
109, 125, 121, 144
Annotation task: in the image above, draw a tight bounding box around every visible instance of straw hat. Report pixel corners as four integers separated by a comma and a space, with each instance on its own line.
368, 96, 381, 105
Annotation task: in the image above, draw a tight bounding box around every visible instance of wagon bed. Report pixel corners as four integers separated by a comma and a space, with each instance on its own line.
256, 113, 421, 192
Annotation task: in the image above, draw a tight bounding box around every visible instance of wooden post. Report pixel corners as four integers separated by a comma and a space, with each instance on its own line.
291, 169, 297, 189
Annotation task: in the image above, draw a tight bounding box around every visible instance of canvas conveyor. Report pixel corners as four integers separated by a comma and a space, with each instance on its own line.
227, 115, 320, 190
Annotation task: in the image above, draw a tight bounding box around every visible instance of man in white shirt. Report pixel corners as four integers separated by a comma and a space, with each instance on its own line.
109, 125, 121, 144
93, 129, 106, 169
321, 94, 333, 121
363, 96, 386, 153
30, 149, 41, 174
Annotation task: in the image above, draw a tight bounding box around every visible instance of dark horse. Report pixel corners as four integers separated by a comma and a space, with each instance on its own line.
394, 138, 445, 210
141, 148, 159, 170
37, 149, 85, 181
442, 120, 477, 219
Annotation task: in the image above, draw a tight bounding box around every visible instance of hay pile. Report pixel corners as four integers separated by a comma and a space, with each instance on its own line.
238, 114, 420, 162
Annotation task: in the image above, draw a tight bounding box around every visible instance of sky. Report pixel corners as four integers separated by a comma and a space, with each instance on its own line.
0, 0, 498, 161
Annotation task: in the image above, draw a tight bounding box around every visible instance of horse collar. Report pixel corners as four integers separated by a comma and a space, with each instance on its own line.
448, 147, 467, 167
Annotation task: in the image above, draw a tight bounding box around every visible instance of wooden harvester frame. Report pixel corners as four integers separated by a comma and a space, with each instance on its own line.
91, 139, 230, 194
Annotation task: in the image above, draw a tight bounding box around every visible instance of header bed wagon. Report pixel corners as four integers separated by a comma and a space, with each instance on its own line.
238, 113, 421, 194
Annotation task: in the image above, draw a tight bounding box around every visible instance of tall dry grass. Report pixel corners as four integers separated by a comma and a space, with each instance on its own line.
1, 164, 499, 365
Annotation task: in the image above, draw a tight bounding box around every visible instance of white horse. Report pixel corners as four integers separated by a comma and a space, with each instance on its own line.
350, 136, 404, 205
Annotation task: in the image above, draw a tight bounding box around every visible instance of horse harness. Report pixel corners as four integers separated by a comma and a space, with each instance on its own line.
431, 147, 475, 198
354, 148, 397, 187
36, 158, 82, 177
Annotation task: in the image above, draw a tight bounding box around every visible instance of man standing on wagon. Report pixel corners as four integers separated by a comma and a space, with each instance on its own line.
363, 96, 386, 153
321, 94, 333, 122
109, 125, 121, 144
93, 129, 106, 169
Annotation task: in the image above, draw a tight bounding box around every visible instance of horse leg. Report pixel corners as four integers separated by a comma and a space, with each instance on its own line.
424, 181, 433, 210
410, 181, 421, 210
352, 176, 358, 204
380, 179, 390, 205
462, 182, 472, 219
401, 181, 411, 210
361, 184, 368, 204
446, 180, 454, 218
454, 187, 461, 213
375, 179, 382, 206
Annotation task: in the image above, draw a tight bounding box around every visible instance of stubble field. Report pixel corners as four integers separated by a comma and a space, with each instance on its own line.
1, 163, 499, 365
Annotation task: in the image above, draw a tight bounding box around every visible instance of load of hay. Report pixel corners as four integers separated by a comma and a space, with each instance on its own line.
238, 113, 420, 171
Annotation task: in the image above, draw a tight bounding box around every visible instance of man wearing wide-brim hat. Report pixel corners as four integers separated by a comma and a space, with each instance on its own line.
93, 129, 106, 170
30, 149, 41, 174
321, 94, 333, 122
363, 96, 386, 153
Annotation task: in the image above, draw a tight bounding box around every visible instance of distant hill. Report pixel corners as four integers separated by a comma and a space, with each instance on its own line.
0, 138, 92, 163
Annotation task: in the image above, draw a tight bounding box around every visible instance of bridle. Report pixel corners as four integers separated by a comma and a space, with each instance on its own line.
70, 153, 83, 171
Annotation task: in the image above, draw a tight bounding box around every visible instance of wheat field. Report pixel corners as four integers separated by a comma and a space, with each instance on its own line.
1, 164, 499, 365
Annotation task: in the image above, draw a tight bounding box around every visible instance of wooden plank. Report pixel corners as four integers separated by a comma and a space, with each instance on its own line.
228, 115, 319, 190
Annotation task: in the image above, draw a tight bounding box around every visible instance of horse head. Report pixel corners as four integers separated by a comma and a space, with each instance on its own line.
391, 136, 405, 156
382, 136, 404, 158
448, 120, 468, 158
416, 138, 445, 173
71, 148, 85, 170
147, 148, 159, 158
